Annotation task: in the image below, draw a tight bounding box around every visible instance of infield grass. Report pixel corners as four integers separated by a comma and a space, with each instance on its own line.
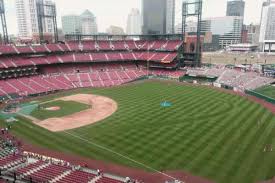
1, 80, 275, 183
30, 100, 90, 120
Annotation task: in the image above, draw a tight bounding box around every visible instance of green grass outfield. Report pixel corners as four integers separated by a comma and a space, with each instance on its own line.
255, 85, 275, 99
1, 81, 275, 183
30, 100, 90, 120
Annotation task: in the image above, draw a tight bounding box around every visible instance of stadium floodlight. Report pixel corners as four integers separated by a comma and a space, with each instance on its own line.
182, 0, 203, 67
36, 0, 58, 43
0, 0, 9, 44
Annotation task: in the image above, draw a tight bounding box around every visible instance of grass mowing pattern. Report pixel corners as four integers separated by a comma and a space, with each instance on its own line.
255, 85, 275, 99
30, 100, 90, 120
1, 81, 275, 183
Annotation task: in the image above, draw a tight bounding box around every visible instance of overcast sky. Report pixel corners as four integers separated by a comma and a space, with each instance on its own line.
4, 0, 265, 35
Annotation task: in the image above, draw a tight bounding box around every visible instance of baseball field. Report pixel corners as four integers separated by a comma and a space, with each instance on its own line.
1, 80, 275, 183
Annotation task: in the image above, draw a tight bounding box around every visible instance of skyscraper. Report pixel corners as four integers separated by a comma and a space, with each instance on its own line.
259, 1, 275, 52
200, 0, 245, 48
126, 8, 141, 35
61, 10, 98, 35
245, 24, 260, 45
175, 21, 197, 34
201, 16, 243, 48
15, 0, 54, 39
80, 10, 98, 35
166, 0, 175, 34
62, 15, 81, 35
142, 0, 175, 34
226, 0, 245, 17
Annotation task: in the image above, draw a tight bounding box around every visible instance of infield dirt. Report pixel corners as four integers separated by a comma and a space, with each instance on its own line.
31, 94, 117, 132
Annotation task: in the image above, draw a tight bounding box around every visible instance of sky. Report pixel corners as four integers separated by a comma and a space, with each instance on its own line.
3, 0, 265, 35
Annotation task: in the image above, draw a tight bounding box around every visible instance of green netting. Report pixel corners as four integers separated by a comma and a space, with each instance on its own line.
0, 103, 38, 120
19, 103, 38, 115
0, 111, 17, 120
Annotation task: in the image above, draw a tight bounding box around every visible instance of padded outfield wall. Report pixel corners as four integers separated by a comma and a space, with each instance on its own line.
245, 89, 275, 104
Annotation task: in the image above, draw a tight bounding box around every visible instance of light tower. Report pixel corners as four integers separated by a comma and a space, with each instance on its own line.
182, 0, 203, 67
36, 0, 58, 43
0, 0, 9, 44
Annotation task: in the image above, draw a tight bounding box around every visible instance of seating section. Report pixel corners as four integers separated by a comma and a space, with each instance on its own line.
0, 153, 125, 183
0, 40, 183, 55
15, 46, 34, 54
0, 154, 23, 169
0, 139, 131, 183
56, 170, 96, 183
16, 160, 46, 175
217, 69, 274, 91
96, 176, 124, 183
187, 67, 274, 91
0, 51, 177, 69
0, 75, 74, 97
29, 164, 70, 182
0, 63, 185, 99
0, 45, 17, 55
1, 40, 273, 96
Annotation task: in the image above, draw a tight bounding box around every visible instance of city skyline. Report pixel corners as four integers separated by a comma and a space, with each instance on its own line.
3, 0, 266, 35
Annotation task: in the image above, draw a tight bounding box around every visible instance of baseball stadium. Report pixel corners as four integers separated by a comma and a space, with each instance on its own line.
0, 34, 274, 183
0, 1, 275, 183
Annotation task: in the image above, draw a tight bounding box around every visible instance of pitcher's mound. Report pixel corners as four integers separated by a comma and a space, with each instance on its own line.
45, 106, 61, 111
32, 94, 117, 132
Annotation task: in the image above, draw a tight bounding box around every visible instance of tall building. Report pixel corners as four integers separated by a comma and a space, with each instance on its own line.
259, 1, 275, 52
142, 0, 175, 34
80, 10, 98, 35
175, 21, 197, 34
62, 15, 81, 35
200, 0, 245, 48
241, 28, 248, 43
61, 10, 98, 35
126, 8, 141, 35
166, 0, 175, 34
226, 0, 245, 17
15, 0, 54, 39
201, 16, 243, 48
245, 24, 260, 45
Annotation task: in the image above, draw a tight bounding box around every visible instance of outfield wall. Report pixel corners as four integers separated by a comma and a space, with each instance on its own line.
245, 90, 275, 104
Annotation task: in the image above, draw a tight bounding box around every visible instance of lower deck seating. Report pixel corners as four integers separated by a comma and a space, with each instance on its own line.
56, 170, 96, 183
96, 176, 124, 183
28, 164, 70, 182
0, 154, 24, 169
0, 147, 130, 183
0, 63, 185, 99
